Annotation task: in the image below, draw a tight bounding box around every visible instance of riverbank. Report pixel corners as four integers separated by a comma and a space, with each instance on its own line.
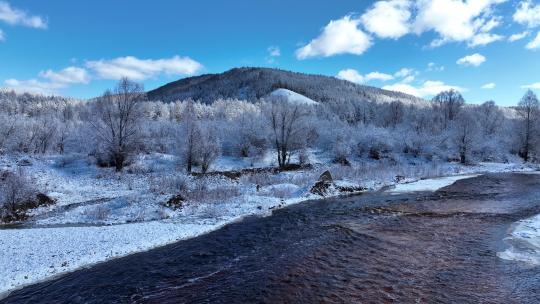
0, 156, 537, 297
498, 212, 540, 265
3, 173, 540, 303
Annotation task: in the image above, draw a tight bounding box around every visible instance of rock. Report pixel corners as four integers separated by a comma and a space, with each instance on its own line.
164, 194, 185, 209
335, 185, 367, 193
310, 171, 334, 196
36, 193, 55, 206
17, 158, 32, 166
332, 156, 351, 166
319, 171, 333, 183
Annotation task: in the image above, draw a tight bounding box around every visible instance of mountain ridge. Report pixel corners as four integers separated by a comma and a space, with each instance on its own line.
147, 67, 425, 105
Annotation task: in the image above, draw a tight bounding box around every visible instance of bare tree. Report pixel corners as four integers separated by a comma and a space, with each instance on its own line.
386, 100, 404, 128
178, 100, 200, 173
452, 111, 478, 164
0, 114, 16, 153
0, 168, 36, 221
432, 90, 465, 129
198, 126, 221, 173
264, 97, 308, 168
34, 115, 58, 154
478, 100, 503, 136
92, 78, 146, 171
516, 90, 540, 162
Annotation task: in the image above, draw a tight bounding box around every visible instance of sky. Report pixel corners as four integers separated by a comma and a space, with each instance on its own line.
1, 0, 540, 106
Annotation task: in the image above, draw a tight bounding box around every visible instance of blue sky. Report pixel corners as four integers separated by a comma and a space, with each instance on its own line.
1, 0, 540, 105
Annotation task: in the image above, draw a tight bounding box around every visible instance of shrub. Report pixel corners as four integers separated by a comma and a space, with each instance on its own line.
0, 169, 38, 222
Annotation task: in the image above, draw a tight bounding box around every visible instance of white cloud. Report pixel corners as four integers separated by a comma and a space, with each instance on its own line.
482, 82, 496, 89
3, 66, 89, 95
394, 67, 416, 78
296, 16, 372, 59
3, 78, 64, 95
526, 31, 540, 49
468, 33, 503, 47
522, 82, 540, 89
0, 1, 47, 29
86, 55, 203, 80
361, 0, 411, 39
266, 46, 281, 64
413, 0, 505, 47
427, 62, 445, 72
337, 69, 364, 83
383, 80, 464, 98
479, 17, 501, 32
366, 71, 394, 81
39, 67, 90, 84
402, 75, 415, 83
514, 1, 540, 28
508, 31, 529, 42
337, 69, 394, 84
394, 67, 418, 82
267, 46, 281, 57
457, 53, 486, 66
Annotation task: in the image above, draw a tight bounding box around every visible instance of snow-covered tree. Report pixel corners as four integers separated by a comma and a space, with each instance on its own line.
432, 90, 465, 129
516, 90, 540, 162
452, 111, 479, 164
264, 97, 309, 168
91, 78, 146, 171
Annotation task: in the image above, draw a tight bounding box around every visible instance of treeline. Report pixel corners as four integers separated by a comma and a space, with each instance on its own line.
1, 79, 539, 173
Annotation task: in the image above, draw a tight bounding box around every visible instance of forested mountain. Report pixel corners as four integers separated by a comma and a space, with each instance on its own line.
147, 67, 425, 105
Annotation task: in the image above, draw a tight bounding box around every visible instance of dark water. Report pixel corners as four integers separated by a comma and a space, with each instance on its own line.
3, 173, 540, 303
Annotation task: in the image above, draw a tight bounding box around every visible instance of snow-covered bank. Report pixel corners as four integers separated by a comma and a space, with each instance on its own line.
498, 215, 540, 266
389, 174, 480, 193
0, 220, 226, 297
0, 154, 538, 296
0, 193, 317, 297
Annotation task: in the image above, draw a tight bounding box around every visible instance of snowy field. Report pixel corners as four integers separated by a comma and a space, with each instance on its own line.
0, 153, 538, 297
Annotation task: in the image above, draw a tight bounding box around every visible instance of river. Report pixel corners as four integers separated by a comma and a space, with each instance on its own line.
2, 173, 540, 303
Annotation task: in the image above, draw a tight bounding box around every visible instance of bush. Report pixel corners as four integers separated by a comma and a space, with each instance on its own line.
0, 169, 38, 222
54, 154, 81, 168
149, 174, 191, 195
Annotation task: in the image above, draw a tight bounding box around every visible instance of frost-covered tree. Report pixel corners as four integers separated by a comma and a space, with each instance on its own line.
179, 100, 199, 173
516, 90, 540, 162
452, 111, 479, 164
477, 100, 503, 136
385, 100, 404, 128
91, 78, 146, 171
432, 90, 465, 129
198, 126, 221, 173
0, 169, 37, 221
0, 114, 16, 153
264, 97, 309, 168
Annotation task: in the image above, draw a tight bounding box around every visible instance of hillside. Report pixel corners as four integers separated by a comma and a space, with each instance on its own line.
147, 67, 425, 105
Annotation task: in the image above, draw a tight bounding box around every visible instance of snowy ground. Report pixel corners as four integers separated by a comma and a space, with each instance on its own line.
498, 214, 540, 266
389, 174, 481, 193
0, 152, 538, 297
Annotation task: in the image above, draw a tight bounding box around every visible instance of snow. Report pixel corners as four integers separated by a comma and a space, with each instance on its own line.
268, 88, 318, 105
389, 174, 480, 193
0, 192, 320, 297
0, 153, 538, 297
498, 214, 540, 265
0, 219, 229, 297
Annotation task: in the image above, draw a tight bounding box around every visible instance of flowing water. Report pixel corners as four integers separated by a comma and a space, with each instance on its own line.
3, 173, 540, 303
